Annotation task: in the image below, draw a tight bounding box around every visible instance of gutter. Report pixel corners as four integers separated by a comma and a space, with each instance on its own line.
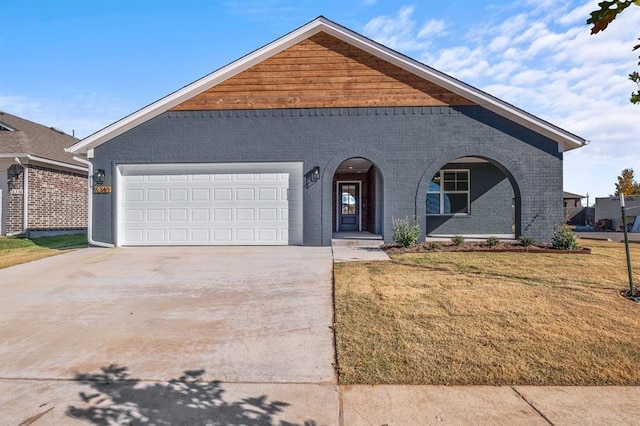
14, 157, 28, 235
26, 155, 88, 173
0, 154, 87, 172
72, 156, 115, 248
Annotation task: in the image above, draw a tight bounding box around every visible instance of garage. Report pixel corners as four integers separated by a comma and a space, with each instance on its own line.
117, 162, 303, 246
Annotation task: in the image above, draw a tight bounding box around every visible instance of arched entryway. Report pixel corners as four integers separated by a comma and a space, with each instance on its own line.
419, 155, 522, 239
332, 157, 384, 236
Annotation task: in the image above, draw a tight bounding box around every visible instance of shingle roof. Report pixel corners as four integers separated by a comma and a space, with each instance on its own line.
563, 191, 584, 199
0, 111, 80, 165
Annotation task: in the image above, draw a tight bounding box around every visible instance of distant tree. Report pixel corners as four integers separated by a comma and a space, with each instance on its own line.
587, 1, 640, 104
615, 168, 640, 195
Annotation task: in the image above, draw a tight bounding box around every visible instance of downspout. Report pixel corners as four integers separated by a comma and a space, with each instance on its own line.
72, 156, 114, 248
14, 157, 28, 234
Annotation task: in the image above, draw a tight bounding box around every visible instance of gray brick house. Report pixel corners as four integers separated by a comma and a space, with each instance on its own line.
67, 17, 585, 247
0, 112, 88, 237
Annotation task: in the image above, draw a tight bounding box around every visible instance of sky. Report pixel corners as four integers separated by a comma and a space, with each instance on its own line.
1, 0, 638, 202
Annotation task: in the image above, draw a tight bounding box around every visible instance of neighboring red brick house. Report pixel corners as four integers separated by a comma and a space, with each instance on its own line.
0, 111, 88, 237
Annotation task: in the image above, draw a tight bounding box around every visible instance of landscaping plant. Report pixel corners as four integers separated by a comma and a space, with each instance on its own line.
551, 224, 580, 250
451, 235, 465, 246
486, 236, 500, 247
518, 236, 535, 247
392, 216, 421, 248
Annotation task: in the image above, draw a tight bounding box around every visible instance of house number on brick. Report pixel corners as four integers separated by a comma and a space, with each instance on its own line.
10, 189, 23, 195
94, 186, 112, 194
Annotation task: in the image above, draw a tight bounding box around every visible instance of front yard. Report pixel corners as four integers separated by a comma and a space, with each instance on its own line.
0, 234, 88, 269
334, 239, 640, 385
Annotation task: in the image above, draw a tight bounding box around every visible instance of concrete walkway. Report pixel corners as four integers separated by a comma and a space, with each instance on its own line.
332, 232, 390, 262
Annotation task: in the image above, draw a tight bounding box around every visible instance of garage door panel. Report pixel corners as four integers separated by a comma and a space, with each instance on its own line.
119, 164, 300, 246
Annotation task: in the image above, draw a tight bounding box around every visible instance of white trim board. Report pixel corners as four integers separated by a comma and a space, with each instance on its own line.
67, 17, 586, 155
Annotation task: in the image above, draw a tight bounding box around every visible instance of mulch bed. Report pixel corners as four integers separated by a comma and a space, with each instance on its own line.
382, 240, 591, 255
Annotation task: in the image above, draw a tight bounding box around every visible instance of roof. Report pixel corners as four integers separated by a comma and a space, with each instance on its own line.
68, 16, 587, 155
0, 111, 87, 172
563, 191, 585, 199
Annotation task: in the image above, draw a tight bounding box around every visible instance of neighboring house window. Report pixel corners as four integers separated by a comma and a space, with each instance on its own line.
426, 170, 469, 215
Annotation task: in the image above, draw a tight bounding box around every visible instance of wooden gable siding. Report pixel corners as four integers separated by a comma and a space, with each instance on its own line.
170, 32, 476, 111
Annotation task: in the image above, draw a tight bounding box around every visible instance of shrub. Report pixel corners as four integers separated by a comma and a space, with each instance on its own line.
551, 224, 580, 250
392, 216, 421, 248
518, 236, 535, 247
451, 235, 465, 246
486, 236, 500, 247
428, 241, 441, 250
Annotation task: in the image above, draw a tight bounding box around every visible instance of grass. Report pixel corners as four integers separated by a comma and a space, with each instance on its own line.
0, 234, 88, 269
334, 239, 640, 385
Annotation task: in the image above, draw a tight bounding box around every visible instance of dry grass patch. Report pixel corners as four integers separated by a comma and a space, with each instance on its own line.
0, 234, 88, 269
334, 240, 640, 385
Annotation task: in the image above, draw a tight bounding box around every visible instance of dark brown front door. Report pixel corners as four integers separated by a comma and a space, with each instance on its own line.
339, 182, 359, 231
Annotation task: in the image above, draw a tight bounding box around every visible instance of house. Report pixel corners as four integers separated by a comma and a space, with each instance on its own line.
67, 17, 586, 247
0, 112, 88, 237
595, 196, 640, 231
563, 191, 594, 225
563, 191, 584, 209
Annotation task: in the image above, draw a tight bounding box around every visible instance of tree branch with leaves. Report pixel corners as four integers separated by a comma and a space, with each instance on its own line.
588, 0, 640, 104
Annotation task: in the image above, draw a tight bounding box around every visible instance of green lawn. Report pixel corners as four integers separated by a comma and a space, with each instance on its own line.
0, 234, 88, 269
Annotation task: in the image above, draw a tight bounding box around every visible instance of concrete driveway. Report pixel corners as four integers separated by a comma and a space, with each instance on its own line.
0, 246, 338, 424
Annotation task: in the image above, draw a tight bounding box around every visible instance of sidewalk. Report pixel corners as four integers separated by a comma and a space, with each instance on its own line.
4, 380, 638, 425
341, 385, 639, 425
332, 232, 390, 262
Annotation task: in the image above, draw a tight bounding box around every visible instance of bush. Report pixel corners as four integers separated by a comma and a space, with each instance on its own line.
552, 224, 580, 250
428, 241, 441, 250
518, 236, 535, 247
451, 235, 465, 246
392, 216, 421, 248
486, 236, 500, 247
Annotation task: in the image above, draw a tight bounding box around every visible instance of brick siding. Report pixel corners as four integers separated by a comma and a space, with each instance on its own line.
94, 106, 563, 245
26, 165, 87, 230
5, 164, 87, 234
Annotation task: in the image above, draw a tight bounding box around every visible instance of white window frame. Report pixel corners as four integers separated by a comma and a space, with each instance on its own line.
426, 169, 470, 216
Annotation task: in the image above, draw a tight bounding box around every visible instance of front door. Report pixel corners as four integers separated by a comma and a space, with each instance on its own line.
338, 182, 360, 232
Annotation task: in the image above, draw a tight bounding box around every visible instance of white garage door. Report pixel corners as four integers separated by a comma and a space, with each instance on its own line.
118, 163, 303, 246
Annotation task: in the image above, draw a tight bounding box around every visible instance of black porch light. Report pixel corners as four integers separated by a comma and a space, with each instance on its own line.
7, 168, 21, 185
312, 166, 320, 182
93, 169, 106, 185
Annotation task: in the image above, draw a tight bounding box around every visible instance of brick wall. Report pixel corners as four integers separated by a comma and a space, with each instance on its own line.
26, 165, 87, 230
94, 106, 563, 245
366, 166, 377, 232
6, 165, 24, 234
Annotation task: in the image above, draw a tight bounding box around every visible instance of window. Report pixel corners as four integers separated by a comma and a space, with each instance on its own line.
426, 170, 469, 215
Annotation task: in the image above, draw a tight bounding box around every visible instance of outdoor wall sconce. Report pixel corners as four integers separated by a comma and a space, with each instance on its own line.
7, 167, 21, 188
93, 169, 106, 185
304, 166, 321, 189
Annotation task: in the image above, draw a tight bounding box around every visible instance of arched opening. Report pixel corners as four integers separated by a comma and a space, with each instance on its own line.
332, 157, 384, 236
424, 156, 520, 239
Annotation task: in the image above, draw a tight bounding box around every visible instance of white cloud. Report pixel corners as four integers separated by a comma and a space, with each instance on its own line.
363, 7, 446, 51
363, 1, 640, 198
417, 19, 446, 39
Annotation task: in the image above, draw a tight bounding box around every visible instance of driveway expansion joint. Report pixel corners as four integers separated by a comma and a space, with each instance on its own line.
511, 386, 554, 425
